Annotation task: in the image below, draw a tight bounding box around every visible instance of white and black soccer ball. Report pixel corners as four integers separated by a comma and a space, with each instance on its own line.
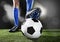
21, 18, 43, 39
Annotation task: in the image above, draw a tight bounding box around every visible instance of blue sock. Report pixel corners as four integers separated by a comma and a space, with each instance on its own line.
26, 0, 34, 11
14, 8, 19, 26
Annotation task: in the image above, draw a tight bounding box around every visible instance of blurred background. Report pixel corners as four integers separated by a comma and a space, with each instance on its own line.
0, 0, 60, 29
0, 0, 60, 42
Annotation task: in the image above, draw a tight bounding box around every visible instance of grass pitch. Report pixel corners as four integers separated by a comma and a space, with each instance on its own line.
0, 29, 60, 42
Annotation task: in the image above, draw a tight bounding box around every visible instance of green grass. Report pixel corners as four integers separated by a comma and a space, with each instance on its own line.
0, 29, 60, 42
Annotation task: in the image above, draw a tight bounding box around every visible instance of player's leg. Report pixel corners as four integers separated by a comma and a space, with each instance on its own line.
9, 0, 27, 32
26, 8, 41, 20
26, 0, 34, 11
9, 0, 19, 32
26, 0, 41, 20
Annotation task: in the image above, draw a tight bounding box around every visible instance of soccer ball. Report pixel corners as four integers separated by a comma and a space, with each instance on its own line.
21, 18, 43, 39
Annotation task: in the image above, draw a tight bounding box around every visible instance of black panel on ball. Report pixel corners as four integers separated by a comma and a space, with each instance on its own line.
27, 27, 35, 35
32, 19, 38, 22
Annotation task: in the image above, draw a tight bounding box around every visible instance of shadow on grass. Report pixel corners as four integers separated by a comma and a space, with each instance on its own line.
31, 36, 60, 42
